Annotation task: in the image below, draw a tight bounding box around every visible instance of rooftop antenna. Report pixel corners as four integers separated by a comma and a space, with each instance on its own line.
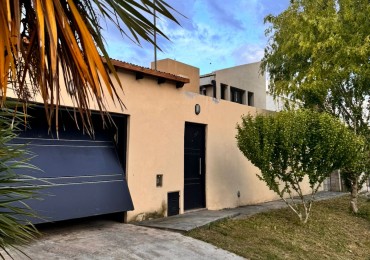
153, 0, 157, 70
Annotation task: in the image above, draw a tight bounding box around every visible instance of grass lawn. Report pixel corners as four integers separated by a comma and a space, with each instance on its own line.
187, 195, 370, 260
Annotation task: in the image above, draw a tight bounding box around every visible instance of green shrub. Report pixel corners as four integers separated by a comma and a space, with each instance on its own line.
236, 109, 362, 223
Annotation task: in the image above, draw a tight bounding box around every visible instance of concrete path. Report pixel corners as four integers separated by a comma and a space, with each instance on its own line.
7, 220, 243, 260
139, 191, 346, 231
230, 191, 345, 220
136, 209, 239, 232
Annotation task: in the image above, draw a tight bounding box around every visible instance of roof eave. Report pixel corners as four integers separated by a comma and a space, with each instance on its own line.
103, 58, 190, 88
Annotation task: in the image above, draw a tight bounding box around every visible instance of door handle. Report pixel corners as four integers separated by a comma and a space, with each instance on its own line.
199, 157, 202, 175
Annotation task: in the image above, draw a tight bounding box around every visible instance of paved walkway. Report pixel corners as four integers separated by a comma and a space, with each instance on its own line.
138, 191, 346, 231
7, 221, 243, 260
137, 210, 239, 232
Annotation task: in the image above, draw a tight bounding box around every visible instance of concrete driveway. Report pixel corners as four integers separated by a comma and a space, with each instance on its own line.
8, 219, 243, 260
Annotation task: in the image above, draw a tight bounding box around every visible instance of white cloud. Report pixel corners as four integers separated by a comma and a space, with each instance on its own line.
101, 0, 290, 73
233, 44, 265, 64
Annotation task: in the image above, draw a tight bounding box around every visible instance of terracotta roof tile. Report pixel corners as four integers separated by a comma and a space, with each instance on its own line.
104, 58, 190, 88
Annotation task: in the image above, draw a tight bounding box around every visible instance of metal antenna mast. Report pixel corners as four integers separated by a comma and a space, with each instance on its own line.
153, 0, 157, 70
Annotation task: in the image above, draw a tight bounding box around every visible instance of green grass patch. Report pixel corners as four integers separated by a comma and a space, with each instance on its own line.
187, 195, 370, 260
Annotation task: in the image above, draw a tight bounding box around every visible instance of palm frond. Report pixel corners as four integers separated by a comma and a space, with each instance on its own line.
1, 0, 180, 134
0, 104, 40, 259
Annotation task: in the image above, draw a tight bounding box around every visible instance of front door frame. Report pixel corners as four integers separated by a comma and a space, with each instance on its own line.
184, 122, 206, 211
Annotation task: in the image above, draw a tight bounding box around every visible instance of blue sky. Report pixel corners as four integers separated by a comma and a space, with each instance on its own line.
103, 0, 290, 75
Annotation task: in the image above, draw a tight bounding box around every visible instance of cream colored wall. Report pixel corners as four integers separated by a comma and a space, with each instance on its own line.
99, 70, 312, 221
151, 58, 200, 93
6, 64, 313, 223
215, 62, 267, 109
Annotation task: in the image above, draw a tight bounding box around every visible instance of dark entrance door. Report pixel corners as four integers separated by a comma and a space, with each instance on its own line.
184, 122, 205, 210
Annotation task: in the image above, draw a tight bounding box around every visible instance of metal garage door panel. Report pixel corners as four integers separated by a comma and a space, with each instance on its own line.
6, 110, 133, 224
11, 136, 134, 224
12, 138, 123, 177
24, 180, 133, 224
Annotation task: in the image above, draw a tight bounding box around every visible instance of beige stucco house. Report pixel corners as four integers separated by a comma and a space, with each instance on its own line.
200, 62, 266, 109
107, 58, 287, 222
200, 62, 286, 111
7, 58, 314, 223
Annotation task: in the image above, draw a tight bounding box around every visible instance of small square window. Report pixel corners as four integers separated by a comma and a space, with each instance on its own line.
230, 87, 245, 104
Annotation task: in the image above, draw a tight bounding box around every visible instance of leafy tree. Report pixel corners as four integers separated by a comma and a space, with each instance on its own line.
0, 0, 179, 133
0, 105, 40, 258
236, 109, 362, 223
261, 0, 370, 213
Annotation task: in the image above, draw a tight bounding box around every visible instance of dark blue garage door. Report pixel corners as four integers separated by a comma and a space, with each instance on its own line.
11, 108, 133, 224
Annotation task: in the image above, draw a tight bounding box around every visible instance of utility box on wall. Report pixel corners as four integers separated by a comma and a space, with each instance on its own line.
167, 192, 180, 216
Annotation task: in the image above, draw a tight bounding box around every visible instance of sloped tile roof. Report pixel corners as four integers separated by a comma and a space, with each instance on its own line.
105, 58, 190, 86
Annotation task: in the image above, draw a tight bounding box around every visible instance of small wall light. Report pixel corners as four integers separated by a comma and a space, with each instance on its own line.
195, 104, 201, 115
67, 80, 77, 96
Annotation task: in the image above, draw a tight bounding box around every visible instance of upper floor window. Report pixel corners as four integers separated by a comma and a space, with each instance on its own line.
221, 84, 227, 100
211, 80, 217, 98
200, 87, 207, 96
248, 91, 254, 106
230, 87, 245, 104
